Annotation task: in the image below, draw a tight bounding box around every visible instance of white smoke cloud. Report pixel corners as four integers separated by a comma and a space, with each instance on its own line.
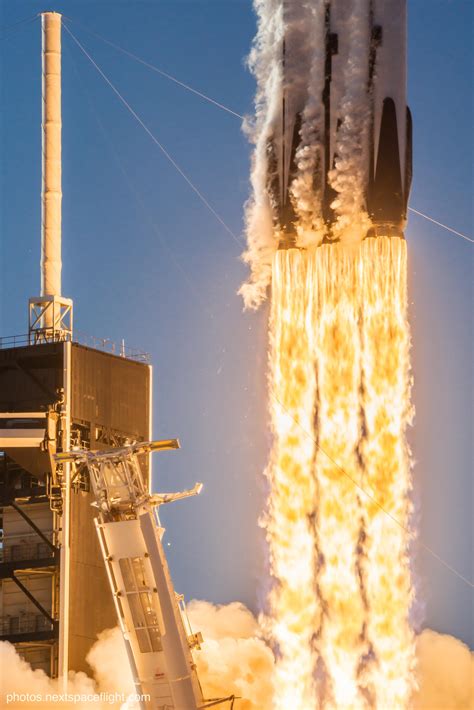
188, 600, 275, 710
239, 0, 284, 310
0, 638, 120, 709
1, 608, 471, 709
240, 0, 325, 309
0, 603, 274, 710
240, 0, 376, 309
0, 626, 136, 709
413, 629, 474, 710
86, 626, 134, 699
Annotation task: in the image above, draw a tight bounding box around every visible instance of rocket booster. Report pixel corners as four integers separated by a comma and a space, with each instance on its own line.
268, 0, 412, 247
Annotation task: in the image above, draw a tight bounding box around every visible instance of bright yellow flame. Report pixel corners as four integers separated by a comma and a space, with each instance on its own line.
264, 249, 319, 709
265, 237, 415, 709
358, 237, 416, 708
310, 244, 368, 709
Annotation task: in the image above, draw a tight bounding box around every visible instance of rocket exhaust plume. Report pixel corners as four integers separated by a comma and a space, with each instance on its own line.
358, 237, 416, 707
264, 249, 319, 707
242, 0, 417, 707
266, 239, 415, 709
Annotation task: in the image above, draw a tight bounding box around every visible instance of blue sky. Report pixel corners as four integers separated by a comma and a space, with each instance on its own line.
0, 1, 472, 647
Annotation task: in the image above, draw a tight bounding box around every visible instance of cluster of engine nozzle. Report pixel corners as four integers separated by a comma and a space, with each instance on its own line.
269, 0, 412, 249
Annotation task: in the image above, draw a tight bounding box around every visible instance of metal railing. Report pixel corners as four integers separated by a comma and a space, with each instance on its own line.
1, 542, 56, 563
74, 330, 150, 363
0, 331, 150, 363
0, 613, 54, 636
0, 333, 31, 349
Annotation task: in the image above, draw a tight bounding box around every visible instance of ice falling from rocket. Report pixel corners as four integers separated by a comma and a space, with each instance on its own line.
241, 1, 416, 708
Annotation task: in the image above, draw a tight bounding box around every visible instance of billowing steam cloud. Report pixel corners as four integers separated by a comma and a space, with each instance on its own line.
0, 602, 274, 709
1, 605, 471, 709
239, 0, 284, 309
0, 638, 114, 709
187, 600, 274, 710
0, 626, 133, 709
413, 629, 474, 710
86, 627, 134, 700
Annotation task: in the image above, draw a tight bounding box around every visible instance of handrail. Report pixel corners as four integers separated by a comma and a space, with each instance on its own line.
0, 613, 54, 635
0, 331, 150, 363
0, 541, 57, 563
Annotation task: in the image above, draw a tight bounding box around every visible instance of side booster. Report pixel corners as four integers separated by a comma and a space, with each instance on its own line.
268, 0, 413, 247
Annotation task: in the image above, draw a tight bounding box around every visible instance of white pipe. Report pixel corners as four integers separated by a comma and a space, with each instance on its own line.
58, 340, 71, 686
41, 12, 62, 299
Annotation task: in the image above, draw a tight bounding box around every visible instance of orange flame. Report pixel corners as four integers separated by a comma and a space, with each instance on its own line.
265, 237, 415, 709
264, 249, 319, 708
358, 237, 416, 707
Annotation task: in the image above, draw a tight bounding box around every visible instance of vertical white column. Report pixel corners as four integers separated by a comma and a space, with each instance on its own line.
148, 365, 153, 494
58, 340, 71, 686
41, 12, 62, 304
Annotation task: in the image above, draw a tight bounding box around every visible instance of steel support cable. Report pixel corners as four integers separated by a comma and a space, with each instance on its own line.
59, 19, 474, 249
408, 207, 473, 244
270, 390, 474, 590
64, 37, 212, 313
3, 17, 471, 248
61, 18, 472, 247
0, 13, 39, 40
61, 15, 244, 120
63, 24, 243, 248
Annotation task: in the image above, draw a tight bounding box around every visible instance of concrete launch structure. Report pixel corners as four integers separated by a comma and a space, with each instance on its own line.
269, 0, 412, 246
0, 12, 152, 678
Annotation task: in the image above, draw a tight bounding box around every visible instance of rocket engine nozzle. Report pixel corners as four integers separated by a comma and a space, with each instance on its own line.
268, 0, 412, 248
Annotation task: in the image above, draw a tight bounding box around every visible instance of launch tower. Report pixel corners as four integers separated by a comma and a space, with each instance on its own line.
0, 12, 152, 677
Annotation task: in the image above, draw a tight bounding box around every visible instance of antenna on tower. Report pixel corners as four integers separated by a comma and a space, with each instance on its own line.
29, 12, 73, 344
